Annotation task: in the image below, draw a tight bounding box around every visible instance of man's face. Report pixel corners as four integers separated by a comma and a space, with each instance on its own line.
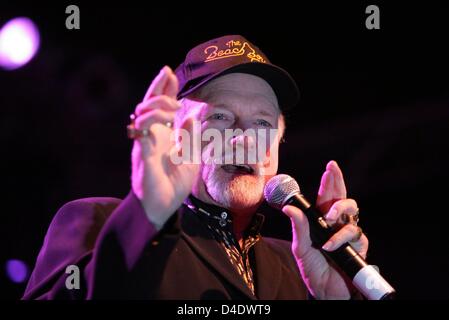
182, 73, 283, 211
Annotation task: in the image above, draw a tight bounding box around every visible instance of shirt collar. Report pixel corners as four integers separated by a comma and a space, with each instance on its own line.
184, 194, 265, 238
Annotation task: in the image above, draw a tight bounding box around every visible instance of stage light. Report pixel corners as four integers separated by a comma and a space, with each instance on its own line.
0, 17, 40, 70
5, 259, 29, 283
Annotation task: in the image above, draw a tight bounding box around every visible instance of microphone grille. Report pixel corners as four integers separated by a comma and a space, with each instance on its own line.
264, 174, 300, 209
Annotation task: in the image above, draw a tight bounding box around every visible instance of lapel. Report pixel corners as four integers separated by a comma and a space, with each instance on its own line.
179, 205, 257, 300
253, 238, 283, 299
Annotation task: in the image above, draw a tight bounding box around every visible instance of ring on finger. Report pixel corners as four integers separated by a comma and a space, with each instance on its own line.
350, 226, 363, 242
338, 209, 360, 226
127, 113, 173, 139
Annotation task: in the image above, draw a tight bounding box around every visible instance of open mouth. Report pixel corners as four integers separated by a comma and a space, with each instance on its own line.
221, 164, 254, 175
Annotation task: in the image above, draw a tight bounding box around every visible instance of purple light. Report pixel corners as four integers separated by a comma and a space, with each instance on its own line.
0, 17, 40, 70
6, 259, 29, 283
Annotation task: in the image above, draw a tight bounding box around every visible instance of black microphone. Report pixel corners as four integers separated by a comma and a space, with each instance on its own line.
264, 174, 396, 300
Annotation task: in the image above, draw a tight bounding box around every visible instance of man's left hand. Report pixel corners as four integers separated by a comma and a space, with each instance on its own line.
282, 160, 369, 299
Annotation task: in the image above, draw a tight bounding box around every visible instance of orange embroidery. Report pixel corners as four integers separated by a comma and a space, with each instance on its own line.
204, 40, 266, 63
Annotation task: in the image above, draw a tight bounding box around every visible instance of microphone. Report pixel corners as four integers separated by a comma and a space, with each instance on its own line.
264, 174, 396, 300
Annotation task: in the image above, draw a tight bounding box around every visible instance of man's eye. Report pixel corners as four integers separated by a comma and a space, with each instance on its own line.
209, 113, 227, 120
256, 119, 273, 127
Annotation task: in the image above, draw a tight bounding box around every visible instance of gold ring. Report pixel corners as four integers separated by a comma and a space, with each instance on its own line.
351, 226, 363, 242
126, 113, 173, 139
338, 210, 360, 227
352, 208, 360, 225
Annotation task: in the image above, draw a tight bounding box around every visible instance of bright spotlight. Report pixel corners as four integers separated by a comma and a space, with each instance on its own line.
0, 17, 40, 70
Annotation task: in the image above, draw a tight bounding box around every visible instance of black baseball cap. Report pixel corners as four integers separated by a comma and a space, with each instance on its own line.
175, 35, 299, 110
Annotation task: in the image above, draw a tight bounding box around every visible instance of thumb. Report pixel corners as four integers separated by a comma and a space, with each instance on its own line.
183, 110, 202, 164
173, 116, 201, 165
282, 205, 313, 256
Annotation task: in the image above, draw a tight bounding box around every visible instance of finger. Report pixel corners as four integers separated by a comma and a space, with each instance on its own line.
163, 70, 179, 98
326, 160, 347, 199
134, 109, 175, 132
135, 96, 180, 116
177, 114, 202, 164
169, 117, 196, 165
316, 169, 334, 213
324, 198, 358, 226
282, 205, 307, 230
143, 66, 172, 101
282, 205, 312, 257
322, 224, 361, 252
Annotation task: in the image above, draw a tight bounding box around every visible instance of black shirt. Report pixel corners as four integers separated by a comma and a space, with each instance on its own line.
185, 195, 264, 295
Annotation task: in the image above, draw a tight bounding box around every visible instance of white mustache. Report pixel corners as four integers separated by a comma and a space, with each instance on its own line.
203, 141, 267, 165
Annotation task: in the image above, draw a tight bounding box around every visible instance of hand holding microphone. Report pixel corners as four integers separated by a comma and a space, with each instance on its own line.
264, 161, 395, 300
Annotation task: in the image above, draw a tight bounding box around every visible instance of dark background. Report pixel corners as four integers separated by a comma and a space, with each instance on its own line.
1, 1, 448, 299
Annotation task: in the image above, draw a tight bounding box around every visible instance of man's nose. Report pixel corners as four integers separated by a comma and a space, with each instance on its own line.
229, 134, 256, 148
229, 133, 258, 165
229, 119, 252, 138
227, 133, 256, 165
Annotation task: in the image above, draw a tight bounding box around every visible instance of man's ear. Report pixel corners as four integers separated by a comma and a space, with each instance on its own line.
278, 114, 286, 143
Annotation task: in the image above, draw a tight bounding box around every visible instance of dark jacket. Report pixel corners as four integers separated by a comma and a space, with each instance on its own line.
23, 191, 308, 299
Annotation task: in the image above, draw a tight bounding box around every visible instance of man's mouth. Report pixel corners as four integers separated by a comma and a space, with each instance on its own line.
221, 164, 254, 175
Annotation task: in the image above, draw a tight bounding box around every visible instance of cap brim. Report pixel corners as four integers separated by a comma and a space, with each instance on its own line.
177, 62, 300, 111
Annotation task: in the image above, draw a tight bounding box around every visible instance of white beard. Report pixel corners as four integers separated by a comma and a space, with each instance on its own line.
203, 165, 265, 209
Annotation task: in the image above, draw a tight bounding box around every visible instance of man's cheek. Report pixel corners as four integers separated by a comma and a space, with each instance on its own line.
255, 129, 279, 163
260, 161, 278, 177
200, 142, 215, 165
259, 146, 279, 177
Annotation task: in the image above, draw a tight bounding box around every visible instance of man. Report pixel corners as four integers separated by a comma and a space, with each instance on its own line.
23, 35, 368, 299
